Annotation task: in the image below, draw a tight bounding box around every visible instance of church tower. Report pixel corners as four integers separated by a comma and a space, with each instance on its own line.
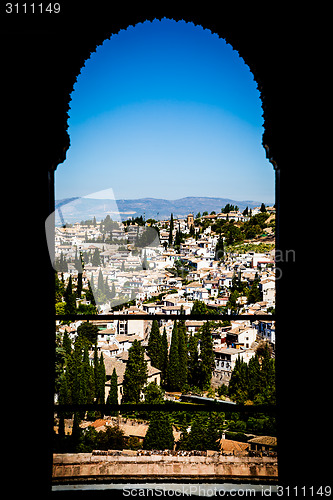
187, 213, 194, 230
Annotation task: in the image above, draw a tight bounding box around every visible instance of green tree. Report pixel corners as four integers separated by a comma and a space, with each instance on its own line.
122, 340, 148, 403
95, 353, 106, 404
55, 271, 64, 303
160, 327, 168, 385
187, 334, 200, 387
247, 354, 262, 401
106, 367, 118, 415
247, 277, 262, 304
215, 234, 224, 261
85, 275, 97, 309
64, 275, 76, 314
143, 412, 174, 450
228, 356, 248, 403
77, 322, 98, 346
143, 382, 165, 404
177, 320, 188, 389
167, 321, 180, 391
62, 331, 72, 358
199, 322, 215, 390
168, 213, 174, 246
147, 320, 162, 369
182, 413, 220, 451
191, 300, 208, 315
92, 248, 101, 267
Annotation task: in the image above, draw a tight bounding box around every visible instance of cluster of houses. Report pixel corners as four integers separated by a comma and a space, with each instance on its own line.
57, 316, 275, 404
54, 209, 276, 315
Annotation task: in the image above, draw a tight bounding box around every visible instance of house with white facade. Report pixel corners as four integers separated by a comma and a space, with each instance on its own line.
213, 346, 255, 386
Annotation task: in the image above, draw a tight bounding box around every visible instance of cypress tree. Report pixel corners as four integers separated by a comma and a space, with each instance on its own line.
70, 337, 83, 404
64, 275, 76, 314
142, 249, 148, 270
71, 412, 82, 451
247, 354, 262, 401
62, 331, 72, 358
122, 340, 148, 403
97, 353, 106, 404
168, 213, 174, 246
177, 320, 188, 390
92, 248, 101, 267
187, 334, 200, 387
167, 321, 180, 391
79, 345, 90, 405
215, 234, 224, 261
143, 412, 174, 450
93, 344, 99, 400
228, 355, 248, 403
106, 367, 118, 409
58, 372, 71, 418
160, 327, 168, 385
147, 320, 162, 369
76, 272, 82, 298
186, 414, 206, 451
199, 322, 215, 389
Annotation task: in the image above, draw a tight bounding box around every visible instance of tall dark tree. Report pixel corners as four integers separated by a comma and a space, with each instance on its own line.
177, 320, 188, 389
147, 320, 162, 369
64, 275, 76, 314
110, 282, 116, 299
199, 322, 215, 389
228, 355, 248, 403
76, 272, 82, 298
62, 331, 72, 358
214, 234, 224, 261
247, 276, 262, 304
160, 327, 168, 385
191, 300, 208, 315
55, 271, 64, 302
168, 213, 174, 246
86, 274, 96, 307
95, 353, 106, 404
77, 322, 98, 346
142, 249, 148, 270
122, 340, 148, 403
143, 412, 174, 450
106, 367, 118, 412
167, 321, 180, 391
92, 248, 101, 267
187, 334, 200, 387
71, 412, 82, 451
182, 413, 220, 451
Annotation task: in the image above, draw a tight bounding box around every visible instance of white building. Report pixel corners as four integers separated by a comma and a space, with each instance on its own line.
213, 347, 255, 385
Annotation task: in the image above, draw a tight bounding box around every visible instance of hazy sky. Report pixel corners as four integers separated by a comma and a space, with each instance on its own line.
56, 18, 274, 204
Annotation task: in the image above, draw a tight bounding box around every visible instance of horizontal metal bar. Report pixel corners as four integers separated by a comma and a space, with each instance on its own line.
56, 314, 276, 321
54, 402, 277, 414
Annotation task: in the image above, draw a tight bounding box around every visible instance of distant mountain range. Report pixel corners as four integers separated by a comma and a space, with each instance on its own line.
55, 196, 273, 224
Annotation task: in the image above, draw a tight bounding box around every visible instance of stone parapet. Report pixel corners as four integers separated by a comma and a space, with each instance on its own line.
53, 452, 278, 482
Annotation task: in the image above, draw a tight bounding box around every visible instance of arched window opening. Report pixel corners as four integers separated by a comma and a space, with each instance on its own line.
52, 18, 277, 487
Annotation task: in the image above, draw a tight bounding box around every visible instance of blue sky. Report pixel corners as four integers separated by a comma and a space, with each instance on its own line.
56, 18, 274, 204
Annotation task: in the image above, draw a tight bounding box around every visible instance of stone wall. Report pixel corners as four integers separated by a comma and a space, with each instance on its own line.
53, 452, 278, 482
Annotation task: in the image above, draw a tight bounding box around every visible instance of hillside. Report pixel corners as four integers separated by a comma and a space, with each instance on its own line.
55, 196, 273, 224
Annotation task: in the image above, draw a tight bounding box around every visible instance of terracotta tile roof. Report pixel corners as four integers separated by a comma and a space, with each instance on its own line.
248, 436, 277, 447
90, 419, 107, 429
219, 439, 249, 452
